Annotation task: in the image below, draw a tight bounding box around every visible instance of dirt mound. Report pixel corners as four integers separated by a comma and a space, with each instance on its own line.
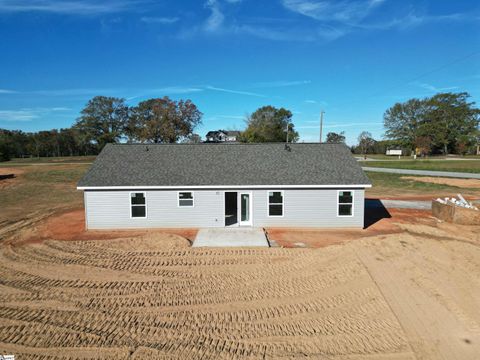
0, 167, 24, 189
402, 176, 480, 188
18, 209, 197, 246
92, 232, 191, 250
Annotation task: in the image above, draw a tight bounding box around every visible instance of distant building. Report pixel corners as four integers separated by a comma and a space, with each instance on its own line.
205, 130, 241, 143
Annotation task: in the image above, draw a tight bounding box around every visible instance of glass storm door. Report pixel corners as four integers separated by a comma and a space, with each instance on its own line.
239, 192, 252, 226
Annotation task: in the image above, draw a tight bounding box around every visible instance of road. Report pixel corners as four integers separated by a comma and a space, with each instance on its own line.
363, 166, 480, 179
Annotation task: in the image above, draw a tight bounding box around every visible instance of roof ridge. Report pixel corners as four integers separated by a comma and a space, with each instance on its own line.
108, 142, 345, 146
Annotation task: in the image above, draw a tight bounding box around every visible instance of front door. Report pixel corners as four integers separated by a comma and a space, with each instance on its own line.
239, 192, 252, 226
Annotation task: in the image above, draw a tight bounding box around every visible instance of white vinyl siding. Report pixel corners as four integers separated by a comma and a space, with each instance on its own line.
85, 190, 223, 229
84, 188, 365, 229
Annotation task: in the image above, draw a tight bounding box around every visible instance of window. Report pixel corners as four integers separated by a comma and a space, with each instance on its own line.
338, 191, 353, 216
268, 191, 283, 217
131, 192, 146, 218
178, 192, 194, 207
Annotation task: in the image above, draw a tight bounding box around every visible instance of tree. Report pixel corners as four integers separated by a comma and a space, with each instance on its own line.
240, 106, 299, 143
74, 96, 129, 150
384, 92, 480, 155
182, 133, 202, 144
129, 97, 202, 143
357, 131, 375, 159
425, 92, 479, 155
415, 136, 432, 157
326, 131, 346, 144
384, 98, 428, 152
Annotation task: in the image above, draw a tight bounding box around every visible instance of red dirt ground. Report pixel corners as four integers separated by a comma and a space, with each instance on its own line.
267, 208, 435, 248
19, 209, 198, 245
19, 206, 435, 249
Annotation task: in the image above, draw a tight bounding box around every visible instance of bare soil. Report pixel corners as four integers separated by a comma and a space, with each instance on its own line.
0, 167, 24, 189
268, 208, 434, 248
1, 209, 479, 359
402, 176, 480, 189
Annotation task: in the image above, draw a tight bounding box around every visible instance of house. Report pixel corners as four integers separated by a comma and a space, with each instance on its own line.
205, 130, 240, 142
77, 143, 371, 229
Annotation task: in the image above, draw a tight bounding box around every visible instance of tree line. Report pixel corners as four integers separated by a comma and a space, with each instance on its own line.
0, 96, 204, 161
0, 98, 299, 161
1, 91, 478, 161
325, 92, 480, 156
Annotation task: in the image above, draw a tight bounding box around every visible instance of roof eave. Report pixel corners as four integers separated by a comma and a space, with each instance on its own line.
77, 184, 372, 190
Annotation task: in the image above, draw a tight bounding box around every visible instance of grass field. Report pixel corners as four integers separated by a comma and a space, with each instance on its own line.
0, 164, 88, 239
365, 172, 480, 197
4, 155, 96, 165
361, 160, 480, 173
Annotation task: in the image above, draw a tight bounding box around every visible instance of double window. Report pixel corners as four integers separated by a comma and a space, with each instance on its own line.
268, 191, 284, 217
338, 191, 353, 216
178, 192, 194, 207
131, 192, 146, 218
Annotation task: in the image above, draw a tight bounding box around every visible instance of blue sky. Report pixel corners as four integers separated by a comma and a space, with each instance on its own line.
0, 0, 479, 145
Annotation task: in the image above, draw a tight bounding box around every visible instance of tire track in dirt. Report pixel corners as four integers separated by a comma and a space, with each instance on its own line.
0, 238, 413, 359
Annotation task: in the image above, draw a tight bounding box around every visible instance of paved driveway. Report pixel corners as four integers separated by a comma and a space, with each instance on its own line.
193, 228, 270, 248
363, 166, 480, 179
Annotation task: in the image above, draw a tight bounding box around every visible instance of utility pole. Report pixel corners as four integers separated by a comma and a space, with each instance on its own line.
319, 110, 325, 143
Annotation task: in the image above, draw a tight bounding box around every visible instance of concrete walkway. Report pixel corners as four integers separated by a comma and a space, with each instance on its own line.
363, 166, 480, 179
193, 228, 270, 248
366, 199, 432, 210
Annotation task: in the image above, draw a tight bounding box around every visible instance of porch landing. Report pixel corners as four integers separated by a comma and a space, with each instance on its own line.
192, 228, 269, 248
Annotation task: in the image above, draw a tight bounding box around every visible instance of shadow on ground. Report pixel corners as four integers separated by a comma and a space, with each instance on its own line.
365, 199, 391, 229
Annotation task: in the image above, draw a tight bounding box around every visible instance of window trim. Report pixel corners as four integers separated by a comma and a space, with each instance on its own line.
267, 190, 284, 218
337, 190, 354, 217
130, 191, 147, 219
177, 191, 195, 208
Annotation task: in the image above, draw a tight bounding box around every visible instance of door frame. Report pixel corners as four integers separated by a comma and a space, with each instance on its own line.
238, 192, 253, 226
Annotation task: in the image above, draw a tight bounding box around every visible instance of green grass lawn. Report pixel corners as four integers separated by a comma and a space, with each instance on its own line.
0, 164, 89, 226
1, 155, 96, 166
366, 172, 480, 197
361, 160, 480, 173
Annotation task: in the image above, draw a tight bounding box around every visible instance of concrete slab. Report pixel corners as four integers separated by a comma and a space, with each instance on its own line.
192, 228, 269, 248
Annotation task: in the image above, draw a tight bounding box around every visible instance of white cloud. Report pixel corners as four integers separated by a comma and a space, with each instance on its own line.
0, 109, 38, 121
281, 0, 385, 23
354, 12, 471, 31
0, 0, 144, 15
0, 88, 17, 94
205, 86, 267, 97
304, 99, 317, 104
0, 107, 73, 122
253, 80, 311, 88
31, 88, 119, 96
141, 16, 179, 24
151, 86, 204, 94
204, 0, 225, 32
414, 82, 459, 93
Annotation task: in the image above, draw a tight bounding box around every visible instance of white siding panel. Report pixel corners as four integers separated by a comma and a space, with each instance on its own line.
84, 189, 365, 229
251, 189, 364, 228
85, 190, 224, 229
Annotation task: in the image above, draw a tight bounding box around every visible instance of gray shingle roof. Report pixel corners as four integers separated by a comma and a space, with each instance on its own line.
78, 143, 371, 188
